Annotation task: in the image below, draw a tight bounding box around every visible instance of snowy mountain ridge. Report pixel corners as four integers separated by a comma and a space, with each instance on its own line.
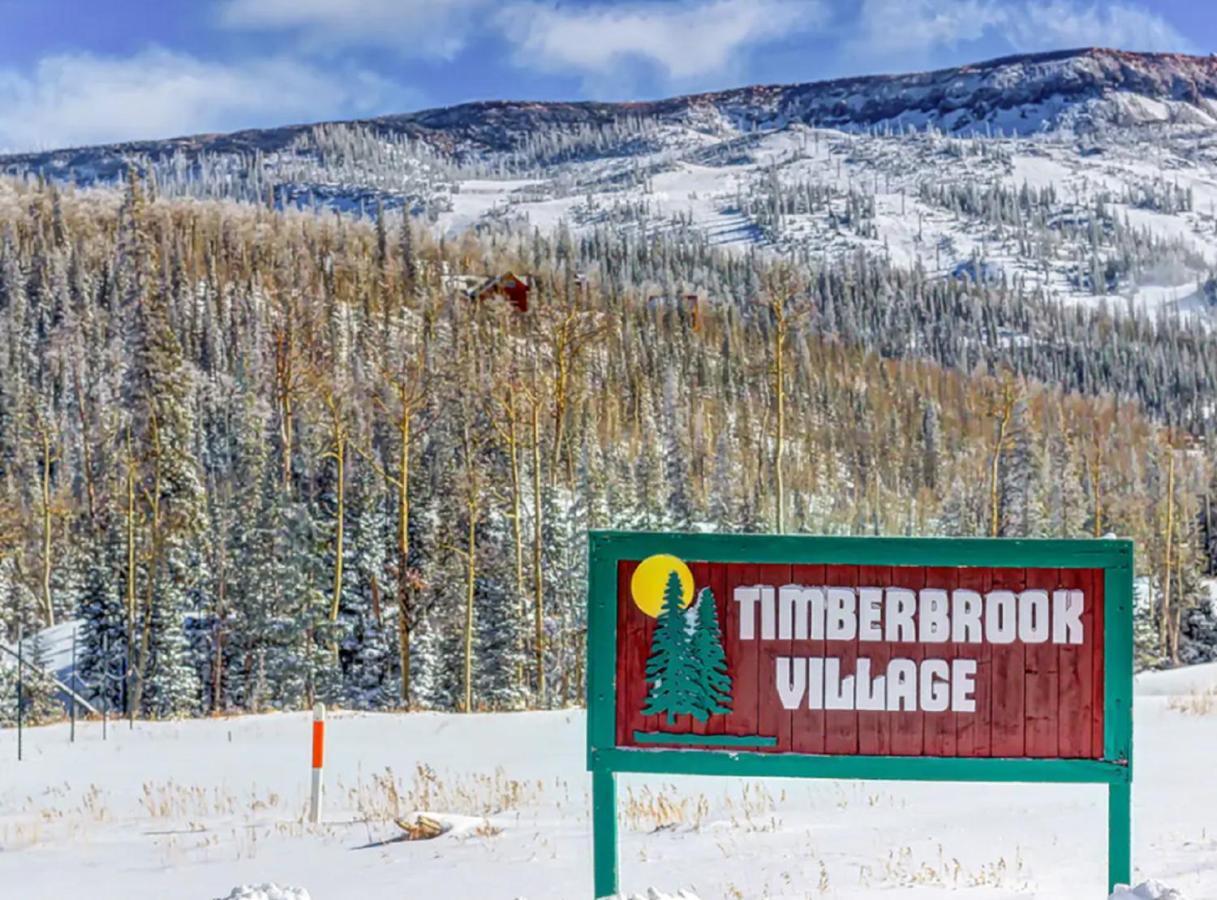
4, 47, 1217, 167
3, 47, 1217, 315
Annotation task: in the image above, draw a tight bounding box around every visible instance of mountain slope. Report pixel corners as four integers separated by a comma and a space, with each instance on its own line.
2, 47, 1216, 315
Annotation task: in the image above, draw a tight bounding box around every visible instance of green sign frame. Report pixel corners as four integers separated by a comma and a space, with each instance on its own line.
586, 531, 1134, 898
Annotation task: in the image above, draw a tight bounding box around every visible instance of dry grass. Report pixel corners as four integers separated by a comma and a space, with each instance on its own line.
1168, 687, 1217, 715
341, 763, 546, 823
621, 781, 782, 833
858, 844, 1029, 890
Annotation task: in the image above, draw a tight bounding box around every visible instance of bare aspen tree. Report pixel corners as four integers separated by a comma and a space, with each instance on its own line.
352, 343, 427, 706
520, 370, 547, 702
1088, 439, 1105, 537
272, 311, 309, 489
987, 376, 1018, 537
492, 380, 527, 607
124, 424, 138, 666
1161, 436, 1176, 661
31, 408, 59, 626
72, 365, 99, 526
454, 398, 488, 714
318, 384, 350, 624
761, 264, 806, 534
130, 413, 163, 716
538, 291, 604, 486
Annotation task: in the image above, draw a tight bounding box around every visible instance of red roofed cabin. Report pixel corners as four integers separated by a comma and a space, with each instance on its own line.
467, 272, 532, 313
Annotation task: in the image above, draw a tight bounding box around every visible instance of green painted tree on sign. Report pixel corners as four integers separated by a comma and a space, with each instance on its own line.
642, 572, 733, 725
690, 587, 733, 715
642, 570, 703, 725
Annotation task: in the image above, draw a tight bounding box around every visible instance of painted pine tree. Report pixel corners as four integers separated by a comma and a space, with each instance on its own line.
690, 587, 732, 716
641, 570, 703, 725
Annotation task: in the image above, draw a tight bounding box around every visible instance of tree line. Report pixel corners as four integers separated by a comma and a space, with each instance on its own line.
0, 172, 1213, 725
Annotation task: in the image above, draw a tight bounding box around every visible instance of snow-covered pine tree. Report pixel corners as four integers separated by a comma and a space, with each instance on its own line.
0, 556, 60, 723
22, 627, 62, 724
76, 521, 128, 711
473, 510, 527, 710
342, 469, 399, 710
661, 375, 695, 530
121, 174, 204, 718
998, 398, 1036, 537
706, 428, 740, 532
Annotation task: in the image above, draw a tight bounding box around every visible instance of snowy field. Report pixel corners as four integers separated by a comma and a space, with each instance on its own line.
2, 668, 1215, 899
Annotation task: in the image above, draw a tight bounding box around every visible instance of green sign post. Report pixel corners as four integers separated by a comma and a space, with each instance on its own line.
586, 531, 1134, 898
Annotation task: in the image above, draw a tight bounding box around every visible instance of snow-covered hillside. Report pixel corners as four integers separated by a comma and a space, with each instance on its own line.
2, 47, 1216, 317
1, 666, 1215, 899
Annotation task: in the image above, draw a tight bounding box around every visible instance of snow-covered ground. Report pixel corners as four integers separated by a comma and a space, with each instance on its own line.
423, 122, 1217, 324
2, 666, 1215, 899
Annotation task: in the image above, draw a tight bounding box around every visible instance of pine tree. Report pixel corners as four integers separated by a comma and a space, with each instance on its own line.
642, 570, 702, 725
474, 512, 527, 709
76, 525, 127, 711
22, 628, 62, 724
689, 587, 732, 715
0, 557, 59, 723
342, 471, 398, 709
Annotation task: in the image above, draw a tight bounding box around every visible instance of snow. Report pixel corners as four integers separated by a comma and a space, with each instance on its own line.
421, 119, 1217, 323
0, 663, 1213, 899
1109, 881, 1187, 900
1135, 660, 1217, 697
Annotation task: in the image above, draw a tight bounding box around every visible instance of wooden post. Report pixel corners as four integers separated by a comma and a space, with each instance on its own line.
1108, 781, 1131, 893
309, 703, 326, 824
591, 767, 618, 899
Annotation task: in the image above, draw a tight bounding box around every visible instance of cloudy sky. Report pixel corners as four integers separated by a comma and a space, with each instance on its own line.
0, 0, 1205, 152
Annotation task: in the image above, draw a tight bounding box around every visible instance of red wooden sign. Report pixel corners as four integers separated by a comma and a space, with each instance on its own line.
614, 556, 1105, 759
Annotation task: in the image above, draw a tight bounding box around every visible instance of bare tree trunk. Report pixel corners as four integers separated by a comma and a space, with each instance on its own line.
212, 554, 226, 712
531, 398, 545, 704
507, 408, 525, 607
125, 425, 137, 703
329, 433, 345, 622
463, 496, 477, 714
1089, 448, 1103, 537
73, 368, 98, 526
495, 389, 527, 694
396, 408, 411, 707
37, 425, 55, 626
989, 382, 1015, 538
773, 305, 786, 534
131, 414, 163, 716
1162, 447, 1175, 662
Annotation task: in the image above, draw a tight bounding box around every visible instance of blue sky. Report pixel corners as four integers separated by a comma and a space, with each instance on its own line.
0, 0, 1207, 152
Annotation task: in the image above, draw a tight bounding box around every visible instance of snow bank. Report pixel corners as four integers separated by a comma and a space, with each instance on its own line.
219, 886, 310, 900
1136, 660, 1217, 696
1110, 881, 1187, 899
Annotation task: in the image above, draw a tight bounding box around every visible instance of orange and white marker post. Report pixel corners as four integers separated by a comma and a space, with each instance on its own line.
309, 703, 325, 824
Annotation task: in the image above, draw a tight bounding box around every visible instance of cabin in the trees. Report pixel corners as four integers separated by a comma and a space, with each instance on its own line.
466, 272, 532, 312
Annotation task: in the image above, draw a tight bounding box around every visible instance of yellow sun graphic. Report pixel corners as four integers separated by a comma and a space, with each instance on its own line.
630, 554, 694, 618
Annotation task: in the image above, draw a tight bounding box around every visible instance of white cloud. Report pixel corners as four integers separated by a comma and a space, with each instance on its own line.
219, 0, 488, 60
0, 48, 408, 153
1003, 1, 1189, 53
851, 0, 1005, 59
848, 0, 1188, 62
496, 0, 827, 84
